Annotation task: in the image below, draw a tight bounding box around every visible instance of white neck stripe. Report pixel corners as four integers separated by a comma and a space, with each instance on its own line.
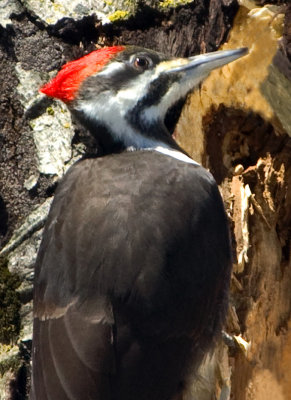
127, 146, 199, 165
154, 146, 199, 165
126, 146, 200, 165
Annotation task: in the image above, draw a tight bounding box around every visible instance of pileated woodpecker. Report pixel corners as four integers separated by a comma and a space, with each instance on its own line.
31, 45, 247, 400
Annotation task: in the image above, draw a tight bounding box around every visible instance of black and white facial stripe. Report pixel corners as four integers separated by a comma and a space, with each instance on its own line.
73, 48, 187, 149
72, 46, 247, 152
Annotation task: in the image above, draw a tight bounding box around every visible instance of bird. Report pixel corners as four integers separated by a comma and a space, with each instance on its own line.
31, 45, 247, 400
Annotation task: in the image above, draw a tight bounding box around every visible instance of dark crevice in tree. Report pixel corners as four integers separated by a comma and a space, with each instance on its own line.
0, 196, 8, 246
204, 106, 291, 184
9, 341, 32, 400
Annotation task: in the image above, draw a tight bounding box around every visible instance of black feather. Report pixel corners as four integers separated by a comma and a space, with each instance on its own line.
31, 150, 231, 400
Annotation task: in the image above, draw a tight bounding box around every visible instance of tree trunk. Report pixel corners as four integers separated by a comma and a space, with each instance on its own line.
0, 0, 290, 399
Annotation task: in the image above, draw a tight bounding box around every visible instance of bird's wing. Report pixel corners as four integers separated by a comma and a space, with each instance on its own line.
31, 161, 117, 400
31, 296, 115, 400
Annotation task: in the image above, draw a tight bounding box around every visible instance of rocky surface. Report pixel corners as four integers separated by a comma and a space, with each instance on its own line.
0, 0, 290, 399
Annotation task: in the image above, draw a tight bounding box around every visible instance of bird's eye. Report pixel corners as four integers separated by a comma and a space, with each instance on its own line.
133, 56, 151, 70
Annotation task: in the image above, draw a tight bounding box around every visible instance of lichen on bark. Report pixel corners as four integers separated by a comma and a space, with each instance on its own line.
0, 258, 21, 345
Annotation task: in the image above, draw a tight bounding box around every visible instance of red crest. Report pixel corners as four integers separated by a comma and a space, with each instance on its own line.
40, 46, 125, 102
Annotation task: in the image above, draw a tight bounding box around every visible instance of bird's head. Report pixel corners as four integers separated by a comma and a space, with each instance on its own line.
41, 45, 248, 152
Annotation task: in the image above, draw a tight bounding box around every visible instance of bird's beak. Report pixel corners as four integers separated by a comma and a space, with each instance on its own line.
159, 47, 248, 76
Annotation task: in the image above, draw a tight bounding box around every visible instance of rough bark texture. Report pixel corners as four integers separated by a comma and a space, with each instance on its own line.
0, 0, 290, 399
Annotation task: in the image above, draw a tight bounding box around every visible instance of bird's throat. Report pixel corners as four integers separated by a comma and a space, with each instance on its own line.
72, 108, 184, 156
